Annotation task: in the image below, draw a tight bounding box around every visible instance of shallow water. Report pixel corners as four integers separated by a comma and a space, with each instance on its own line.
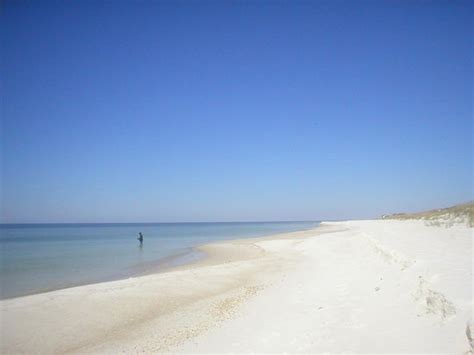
0, 221, 318, 299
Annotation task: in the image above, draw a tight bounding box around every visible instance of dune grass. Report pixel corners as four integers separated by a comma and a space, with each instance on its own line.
382, 202, 473, 227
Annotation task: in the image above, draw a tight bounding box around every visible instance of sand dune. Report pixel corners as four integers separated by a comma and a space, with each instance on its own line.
383, 201, 473, 227
1, 221, 472, 353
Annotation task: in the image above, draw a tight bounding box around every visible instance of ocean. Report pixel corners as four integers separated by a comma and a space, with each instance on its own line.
0, 221, 318, 299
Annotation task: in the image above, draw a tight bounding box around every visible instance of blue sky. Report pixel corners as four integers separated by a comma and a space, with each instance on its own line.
2, 0, 472, 223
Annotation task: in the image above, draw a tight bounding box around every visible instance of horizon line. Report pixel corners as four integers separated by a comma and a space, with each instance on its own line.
0, 220, 323, 226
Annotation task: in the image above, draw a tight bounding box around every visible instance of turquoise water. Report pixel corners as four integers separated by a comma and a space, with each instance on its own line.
0, 221, 318, 299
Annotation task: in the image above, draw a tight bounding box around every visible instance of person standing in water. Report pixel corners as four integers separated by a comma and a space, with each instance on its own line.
137, 232, 143, 246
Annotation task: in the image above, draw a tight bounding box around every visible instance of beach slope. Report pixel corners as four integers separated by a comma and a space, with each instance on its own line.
1, 220, 472, 353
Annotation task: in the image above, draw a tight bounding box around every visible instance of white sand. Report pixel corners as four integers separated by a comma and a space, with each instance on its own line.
1, 220, 472, 353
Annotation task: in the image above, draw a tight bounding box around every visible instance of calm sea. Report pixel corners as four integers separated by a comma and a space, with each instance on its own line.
0, 221, 318, 299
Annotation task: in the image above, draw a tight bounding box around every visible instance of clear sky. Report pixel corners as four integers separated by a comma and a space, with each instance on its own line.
1, 0, 472, 223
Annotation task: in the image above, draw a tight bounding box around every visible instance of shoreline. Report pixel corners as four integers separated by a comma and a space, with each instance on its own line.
0, 222, 320, 301
0, 247, 207, 301
0, 223, 335, 353
137, 222, 326, 278
1, 220, 471, 353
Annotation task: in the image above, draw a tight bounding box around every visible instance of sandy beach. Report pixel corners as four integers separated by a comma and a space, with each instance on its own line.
3, 1, 471, 353
1, 220, 472, 353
